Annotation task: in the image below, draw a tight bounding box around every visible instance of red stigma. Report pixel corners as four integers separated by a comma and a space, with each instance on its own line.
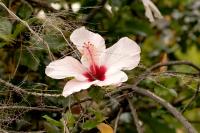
83, 65, 107, 82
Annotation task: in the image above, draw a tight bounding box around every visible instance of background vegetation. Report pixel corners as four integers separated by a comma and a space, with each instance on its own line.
0, 0, 200, 132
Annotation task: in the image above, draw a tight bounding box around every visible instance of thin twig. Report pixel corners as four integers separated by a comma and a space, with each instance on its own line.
114, 108, 122, 133
0, 78, 62, 97
0, 105, 63, 112
127, 98, 143, 133
134, 61, 200, 86
160, 71, 200, 77
150, 61, 200, 71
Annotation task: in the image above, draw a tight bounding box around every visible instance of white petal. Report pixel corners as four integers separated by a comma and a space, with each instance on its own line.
102, 37, 141, 74
141, 0, 163, 22
145, 4, 155, 22
70, 26, 106, 53
148, 0, 163, 19
96, 71, 128, 86
45, 56, 86, 80
62, 79, 97, 97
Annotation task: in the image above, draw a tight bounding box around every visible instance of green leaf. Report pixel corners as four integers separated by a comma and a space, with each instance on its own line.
154, 86, 177, 99
141, 113, 176, 133
12, 23, 26, 38
65, 112, 76, 127
43, 121, 60, 133
109, 0, 123, 7
13, 18, 38, 38
88, 109, 106, 122
0, 18, 12, 35
175, 45, 200, 65
88, 87, 105, 103
82, 120, 99, 130
43, 115, 62, 127
116, 10, 153, 36
152, 79, 178, 98
0, 18, 14, 44
0, 42, 7, 48
168, 89, 178, 97
184, 108, 200, 121
30, 32, 67, 52
17, 2, 33, 19
0, 34, 14, 42
18, 51, 40, 71
159, 77, 178, 89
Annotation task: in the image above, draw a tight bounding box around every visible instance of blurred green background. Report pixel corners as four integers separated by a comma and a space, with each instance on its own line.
0, 0, 200, 132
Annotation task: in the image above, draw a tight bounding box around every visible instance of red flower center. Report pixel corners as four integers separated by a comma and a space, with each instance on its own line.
82, 41, 106, 82
83, 65, 107, 82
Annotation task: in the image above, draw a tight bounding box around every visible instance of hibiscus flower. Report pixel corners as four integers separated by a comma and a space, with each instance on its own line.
45, 27, 141, 97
